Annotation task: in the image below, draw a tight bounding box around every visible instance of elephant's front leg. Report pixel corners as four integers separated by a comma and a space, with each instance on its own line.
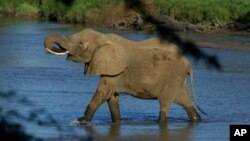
78, 90, 107, 123
107, 93, 121, 123
78, 78, 115, 123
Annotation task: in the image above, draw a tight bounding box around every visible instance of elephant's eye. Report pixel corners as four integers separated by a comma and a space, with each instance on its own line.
79, 41, 85, 49
80, 41, 89, 51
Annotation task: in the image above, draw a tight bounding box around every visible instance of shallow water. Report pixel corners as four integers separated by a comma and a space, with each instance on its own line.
0, 18, 250, 141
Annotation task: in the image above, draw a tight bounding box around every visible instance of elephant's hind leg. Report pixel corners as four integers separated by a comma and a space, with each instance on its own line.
107, 93, 121, 123
158, 89, 180, 124
174, 89, 201, 122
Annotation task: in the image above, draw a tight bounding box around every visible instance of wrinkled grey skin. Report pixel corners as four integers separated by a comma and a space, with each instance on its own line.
44, 29, 202, 124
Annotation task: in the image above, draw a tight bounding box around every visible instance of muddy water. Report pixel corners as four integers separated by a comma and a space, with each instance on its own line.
0, 18, 250, 141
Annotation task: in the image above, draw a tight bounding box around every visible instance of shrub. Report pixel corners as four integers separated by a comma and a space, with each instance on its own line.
40, 0, 69, 21
15, 3, 38, 17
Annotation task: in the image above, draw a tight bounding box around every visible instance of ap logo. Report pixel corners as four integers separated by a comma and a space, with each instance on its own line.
234, 129, 247, 136
230, 125, 250, 141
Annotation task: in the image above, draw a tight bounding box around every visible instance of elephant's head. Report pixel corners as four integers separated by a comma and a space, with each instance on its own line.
44, 29, 128, 76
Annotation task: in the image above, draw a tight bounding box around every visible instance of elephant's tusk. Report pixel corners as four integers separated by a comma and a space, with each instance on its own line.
45, 48, 69, 55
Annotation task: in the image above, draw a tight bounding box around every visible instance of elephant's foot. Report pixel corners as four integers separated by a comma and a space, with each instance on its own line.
77, 116, 92, 125
111, 119, 121, 124
157, 111, 167, 124
187, 107, 202, 122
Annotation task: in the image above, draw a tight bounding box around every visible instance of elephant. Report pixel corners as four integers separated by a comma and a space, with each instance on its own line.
44, 28, 204, 124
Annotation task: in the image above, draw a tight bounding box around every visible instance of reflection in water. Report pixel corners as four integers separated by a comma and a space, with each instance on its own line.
159, 123, 195, 140
82, 122, 196, 141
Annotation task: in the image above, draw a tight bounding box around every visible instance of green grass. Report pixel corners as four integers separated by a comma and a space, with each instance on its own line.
40, 0, 115, 23
0, 0, 38, 16
1, 0, 250, 24
65, 0, 114, 23
15, 3, 38, 17
155, 0, 250, 24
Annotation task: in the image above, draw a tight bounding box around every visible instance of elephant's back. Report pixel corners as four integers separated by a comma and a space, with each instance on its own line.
126, 47, 186, 82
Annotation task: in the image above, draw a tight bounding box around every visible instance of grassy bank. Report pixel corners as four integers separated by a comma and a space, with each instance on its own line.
1, 0, 249, 25
155, 0, 250, 24
0, 0, 39, 17
40, 0, 119, 23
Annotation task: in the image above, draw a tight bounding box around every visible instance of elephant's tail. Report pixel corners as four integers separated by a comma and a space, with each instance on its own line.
189, 69, 207, 115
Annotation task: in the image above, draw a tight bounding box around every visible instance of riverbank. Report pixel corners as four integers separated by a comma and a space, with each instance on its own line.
179, 33, 250, 52
0, 0, 250, 34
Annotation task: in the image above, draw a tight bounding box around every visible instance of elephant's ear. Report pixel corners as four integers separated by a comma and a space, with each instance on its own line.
86, 43, 128, 75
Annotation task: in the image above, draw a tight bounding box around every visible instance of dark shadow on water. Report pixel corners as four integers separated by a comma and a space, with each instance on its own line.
82, 122, 196, 141
0, 91, 39, 141
0, 91, 84, 141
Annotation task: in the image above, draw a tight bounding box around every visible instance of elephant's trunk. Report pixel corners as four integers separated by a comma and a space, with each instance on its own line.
44, 34, 70, 55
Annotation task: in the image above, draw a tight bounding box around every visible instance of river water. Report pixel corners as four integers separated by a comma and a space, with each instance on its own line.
0, 18, 250, 141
